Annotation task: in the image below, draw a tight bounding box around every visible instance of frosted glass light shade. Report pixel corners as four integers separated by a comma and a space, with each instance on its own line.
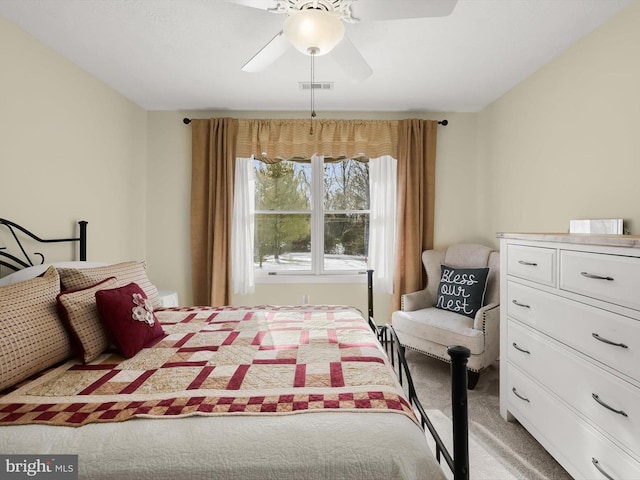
283, 9, 345, 56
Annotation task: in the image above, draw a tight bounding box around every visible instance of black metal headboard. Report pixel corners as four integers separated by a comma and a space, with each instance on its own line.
0, 219, 87, 272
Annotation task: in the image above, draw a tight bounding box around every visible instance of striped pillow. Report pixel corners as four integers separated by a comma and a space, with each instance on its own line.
0, 266, 72, 391
58, 261, 160, 308
57, 277, 119, 363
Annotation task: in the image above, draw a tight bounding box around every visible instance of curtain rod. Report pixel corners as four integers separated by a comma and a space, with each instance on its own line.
182, 117, 448, 125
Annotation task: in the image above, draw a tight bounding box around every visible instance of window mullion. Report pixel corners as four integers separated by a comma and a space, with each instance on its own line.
312, 155, 324, 275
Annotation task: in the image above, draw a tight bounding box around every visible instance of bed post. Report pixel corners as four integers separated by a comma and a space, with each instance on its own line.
367, 269, 373, 321
448, 345, 470, 480
78, 221, 88, 261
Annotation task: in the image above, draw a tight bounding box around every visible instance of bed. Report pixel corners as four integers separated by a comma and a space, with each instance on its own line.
0, 218, 471, 480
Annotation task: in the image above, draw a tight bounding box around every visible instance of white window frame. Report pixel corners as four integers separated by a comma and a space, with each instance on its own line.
254, 155, 369, 279
233, 155, 397, 290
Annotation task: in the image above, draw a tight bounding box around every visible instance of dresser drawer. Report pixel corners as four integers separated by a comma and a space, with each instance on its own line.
507, 281, 640, 383
507, 245, 556, 286
507, 320, 640, 456
560, 249, 640, 312
506, 364, 640, 480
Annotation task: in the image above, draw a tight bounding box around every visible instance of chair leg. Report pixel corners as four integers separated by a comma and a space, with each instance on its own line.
467, 370, 480, 390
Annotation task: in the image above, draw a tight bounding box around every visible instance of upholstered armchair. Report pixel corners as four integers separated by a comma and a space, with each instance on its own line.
392, 244, 500, 389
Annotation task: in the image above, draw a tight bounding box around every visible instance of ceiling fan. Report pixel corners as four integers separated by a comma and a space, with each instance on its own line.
226, 0, 459, 80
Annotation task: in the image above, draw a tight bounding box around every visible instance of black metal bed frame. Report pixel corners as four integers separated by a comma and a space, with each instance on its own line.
366, 270, 470, 480
0, 218, 87, 272
0, 220, 468, 479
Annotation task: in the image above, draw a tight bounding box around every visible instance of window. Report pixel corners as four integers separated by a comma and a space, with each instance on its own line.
232, 154, 397, 294
253, 156, 369, 274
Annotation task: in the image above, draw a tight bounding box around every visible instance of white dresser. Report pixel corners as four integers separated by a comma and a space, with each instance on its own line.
498, 233, 640, 480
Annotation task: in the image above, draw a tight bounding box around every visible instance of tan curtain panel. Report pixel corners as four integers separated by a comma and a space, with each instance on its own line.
190, 116, 438, 313
236, 119, 398, 161
190, 118, 238, 306
392, 119, 438, 312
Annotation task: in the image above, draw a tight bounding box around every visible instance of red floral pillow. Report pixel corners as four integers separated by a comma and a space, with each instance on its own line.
95, 282, 165, 358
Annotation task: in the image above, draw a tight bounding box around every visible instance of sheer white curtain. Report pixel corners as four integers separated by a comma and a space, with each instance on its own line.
231, 157, 255, 294
368, 155, 397, 294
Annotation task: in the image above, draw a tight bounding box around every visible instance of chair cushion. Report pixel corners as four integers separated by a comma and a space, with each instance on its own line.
435, 265, 489, 318
391, 308, 485, 355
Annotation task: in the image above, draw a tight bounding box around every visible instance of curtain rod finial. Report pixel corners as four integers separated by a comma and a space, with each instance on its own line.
438, 119, 448, 126
183, 118, 191, 125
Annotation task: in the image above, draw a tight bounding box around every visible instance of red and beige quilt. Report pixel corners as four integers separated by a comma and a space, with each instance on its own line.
0, 305, 415, 427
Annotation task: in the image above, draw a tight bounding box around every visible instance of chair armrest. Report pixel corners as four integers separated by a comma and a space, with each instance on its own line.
401, 289, 433, 311
474, 302, 501, 367
473, 302, 500, 331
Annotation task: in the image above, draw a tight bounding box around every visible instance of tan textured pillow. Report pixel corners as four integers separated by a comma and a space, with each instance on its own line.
57, 277, 119, 363
0, 266, 72, 391
58, 261, 160, 308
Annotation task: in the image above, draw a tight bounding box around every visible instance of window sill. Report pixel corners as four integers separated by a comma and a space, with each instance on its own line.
254, 274, 367, 285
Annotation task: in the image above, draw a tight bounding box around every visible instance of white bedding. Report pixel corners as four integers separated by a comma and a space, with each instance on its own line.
0, 411, 445, 480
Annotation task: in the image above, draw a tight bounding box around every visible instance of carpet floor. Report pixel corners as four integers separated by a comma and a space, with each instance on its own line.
405, 349, 573, 480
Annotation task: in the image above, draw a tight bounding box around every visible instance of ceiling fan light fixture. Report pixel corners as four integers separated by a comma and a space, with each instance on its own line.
283, 9, 345, 56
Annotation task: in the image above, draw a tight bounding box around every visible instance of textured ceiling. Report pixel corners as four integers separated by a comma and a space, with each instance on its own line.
0, 0, 632, 112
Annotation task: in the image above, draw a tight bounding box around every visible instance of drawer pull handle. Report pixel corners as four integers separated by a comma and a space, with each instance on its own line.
512, 299, 531, 309
591, 457, 616, 480
581, 271, 614, 281
518, 260, 537, 266
512, 342, 531, 354
592, 393, 628, 417
592, 333, 628, 349
512, 387, 530, 403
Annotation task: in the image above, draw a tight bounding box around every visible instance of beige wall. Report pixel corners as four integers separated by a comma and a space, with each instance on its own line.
145, 111, 478, 320
477, 2, 640, 247
0, 15, 148, 270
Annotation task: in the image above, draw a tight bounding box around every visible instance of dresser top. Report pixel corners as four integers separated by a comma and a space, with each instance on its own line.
496, 232, 640, 248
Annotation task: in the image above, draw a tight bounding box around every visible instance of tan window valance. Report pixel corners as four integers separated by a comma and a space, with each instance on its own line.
236, 119, 398, 162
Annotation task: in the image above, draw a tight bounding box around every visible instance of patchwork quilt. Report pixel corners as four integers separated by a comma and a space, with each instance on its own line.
0, 306, 415, 427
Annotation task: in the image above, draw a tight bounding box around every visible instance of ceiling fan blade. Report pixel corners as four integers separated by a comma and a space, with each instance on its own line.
350, 0, 459, 21
242, 30, 291, 72
225, 0, 279, 12
331, 35, 373, 80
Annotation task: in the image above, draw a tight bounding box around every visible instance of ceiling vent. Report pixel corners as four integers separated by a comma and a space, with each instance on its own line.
299, 82, 333, 90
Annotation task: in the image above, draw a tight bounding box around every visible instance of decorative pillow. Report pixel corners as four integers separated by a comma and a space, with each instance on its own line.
0, 262, 107, 288
434, 265, 490, 319
58, 261, 160, 308
57, 277, 119, 363
95, 282, 165, 358
0, 266, 72, 391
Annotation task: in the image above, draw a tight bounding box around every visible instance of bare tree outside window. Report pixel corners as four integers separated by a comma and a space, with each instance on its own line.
253, 157, 369, 274
323, 159, 369, 270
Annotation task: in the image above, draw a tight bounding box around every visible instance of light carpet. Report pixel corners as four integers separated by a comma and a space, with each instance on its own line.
405, 350, 573, 480
424, 409, 544, 480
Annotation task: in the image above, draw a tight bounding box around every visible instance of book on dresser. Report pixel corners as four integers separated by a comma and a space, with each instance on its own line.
497, 232, 640, 480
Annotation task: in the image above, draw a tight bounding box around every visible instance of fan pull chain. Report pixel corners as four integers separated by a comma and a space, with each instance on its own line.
309, 47, 317, 135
